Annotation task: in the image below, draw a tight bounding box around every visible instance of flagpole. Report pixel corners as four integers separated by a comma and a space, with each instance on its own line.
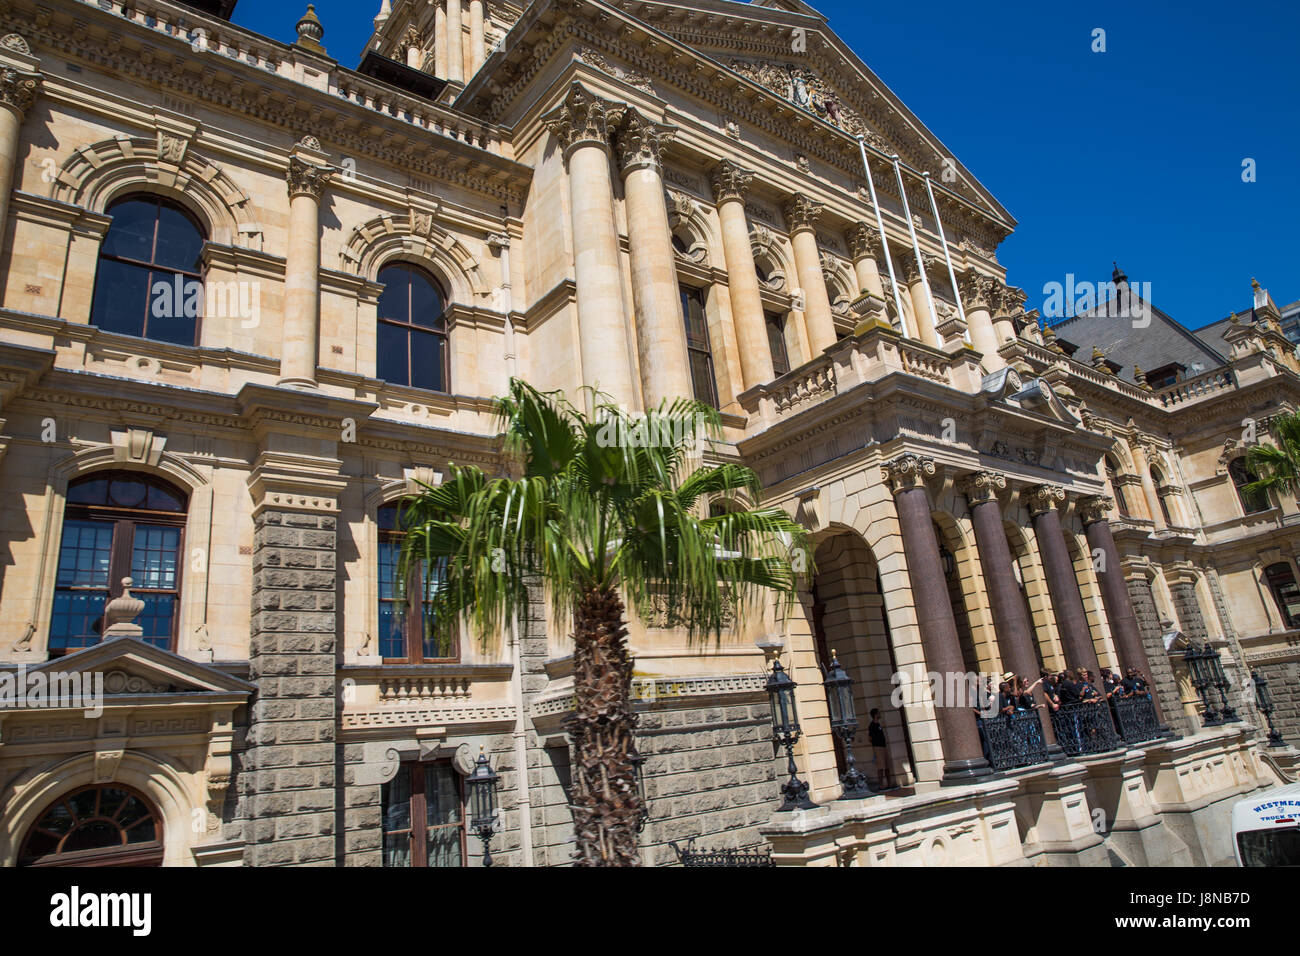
893, 154, 938, 343
923, 171, 970, 344
856, 135, 907, 335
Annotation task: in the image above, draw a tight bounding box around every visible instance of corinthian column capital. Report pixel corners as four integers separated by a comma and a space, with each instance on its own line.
991, 283, 1027, 318
881, 453, 936, 494
846, 221, 881, 262
783, 192, 823, 232
542, 81, 622, 159
960, 471, 1007, 506
710, 159, 754, 204
1077, 495, 1115, 527
0, 65, 40, 117
1025, 484, 1066, 517
612, 107, 675, 176
287, 156, 334, 199
894, 246, 920, 284
958, 270, 997, 310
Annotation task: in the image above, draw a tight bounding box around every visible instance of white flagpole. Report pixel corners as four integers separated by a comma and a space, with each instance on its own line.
893, 155, 938, 342
856, 135, 907, 336
923, 172, 970, 344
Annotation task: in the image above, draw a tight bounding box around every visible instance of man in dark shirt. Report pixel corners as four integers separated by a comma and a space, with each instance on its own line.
868, 708, 893, 790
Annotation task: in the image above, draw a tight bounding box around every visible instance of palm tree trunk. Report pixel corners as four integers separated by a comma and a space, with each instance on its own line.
568, 585, 642, 866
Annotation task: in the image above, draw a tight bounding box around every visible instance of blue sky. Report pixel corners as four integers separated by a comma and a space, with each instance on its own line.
235, 0, 1299, 329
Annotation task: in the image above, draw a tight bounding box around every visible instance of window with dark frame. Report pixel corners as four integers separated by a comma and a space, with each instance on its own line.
1265, 562, 1300, 631
377, 503, 456, 663
19, 784, 164, 867
1105, 457, 1130, 518
1229, 457, 1270, 515
90, 195, 206, 346
765, 310, 790, 376
376, 264, 449, 393
1149, 466, 1174, 525
50, 472, 187, 655
381, 761, 466, 867
679, 285, 718, 408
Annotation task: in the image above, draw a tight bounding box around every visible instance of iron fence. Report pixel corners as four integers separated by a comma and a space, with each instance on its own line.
1112, 695, 1162, 744
669, 840, 775, 867
1051, 701, 1122, 756
979, 709, 1050, 771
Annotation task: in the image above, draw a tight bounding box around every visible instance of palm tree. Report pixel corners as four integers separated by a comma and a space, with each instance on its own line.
396, 379, 809, 866
1245, 412, 1300, 501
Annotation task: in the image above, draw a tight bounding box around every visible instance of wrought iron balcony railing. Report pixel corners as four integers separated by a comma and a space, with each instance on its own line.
1112, 695, 1163, 744
669, 840, 775, 867
978, 709, 1050, 771
1051, 701, 1122, 757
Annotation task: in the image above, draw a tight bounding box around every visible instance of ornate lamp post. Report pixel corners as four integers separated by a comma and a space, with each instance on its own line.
766, 659, 818, 811
1252, 670, 1286, 747
1204, 644, 1238, 722
1184, 644, 1220, 726
821, 650, 872, 798
628, 746, 650, 832
466, 748, 500, 867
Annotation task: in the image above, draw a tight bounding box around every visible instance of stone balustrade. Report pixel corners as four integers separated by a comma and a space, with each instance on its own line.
1154, 368, 1236, 409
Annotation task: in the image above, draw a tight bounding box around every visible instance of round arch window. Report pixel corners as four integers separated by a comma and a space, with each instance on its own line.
20, 784, 164, 867
376, 263, 449, 393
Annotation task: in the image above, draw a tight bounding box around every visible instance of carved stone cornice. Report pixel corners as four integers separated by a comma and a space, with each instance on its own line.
846, 221, 881, 262
881, 453, 936, 494
286, 156, 333, 200
960, 470, 1007, 506
1025, 484, 1066, 517
612, 107, 674, 176
958, 270, 997, 311
710, 159, 754, 204
783, 193, 823, 232
0, 65, 40, 116
542, 81, 622, 160
1077, 494, 1115, 527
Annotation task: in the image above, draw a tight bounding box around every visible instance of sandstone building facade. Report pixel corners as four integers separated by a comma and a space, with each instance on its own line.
0, 0, 1294, 868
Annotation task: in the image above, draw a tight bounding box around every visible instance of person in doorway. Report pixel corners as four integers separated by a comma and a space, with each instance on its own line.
868, 708, 894, 790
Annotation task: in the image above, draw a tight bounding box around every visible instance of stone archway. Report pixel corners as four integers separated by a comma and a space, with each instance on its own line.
810, 531, 916, 789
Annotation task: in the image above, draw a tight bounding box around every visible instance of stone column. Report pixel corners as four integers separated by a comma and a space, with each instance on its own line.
403, 27, 421, 68
543, 83, 638, 410
990, 284, 1025, 347
446, 0, 463, 83
846, 222, 886, 301
899, 248, 939, 348
612, 108, 693, 407
711, 161, 774, 390
1080, 496, 1165, 723
434, 2, 447, 79
468, 0, 485, 76
958, 270, 1003, 370
1129, 439, 1167, 529
0, 40, 41, 259
963, 472, 1058, 748
279, 145, 333, 389
1028, 485, 1103, 692
884, 454, 991, 781
783, 194, 837, 356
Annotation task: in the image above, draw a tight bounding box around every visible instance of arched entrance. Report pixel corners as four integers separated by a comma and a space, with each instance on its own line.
20, 784, 164, 867
810, 532, 917, 790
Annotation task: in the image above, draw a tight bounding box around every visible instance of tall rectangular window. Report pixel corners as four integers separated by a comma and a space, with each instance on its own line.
377, 503, 456, 663
765, 310, 790, 377
381, 762, 466, 867
680, 286, 718, 408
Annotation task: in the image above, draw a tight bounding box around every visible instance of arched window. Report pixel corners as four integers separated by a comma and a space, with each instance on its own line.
377, 503, 455, 663
679, 285, 718, 408
376, 264, 449, 393
20, 784, 164, 867
91, 195, 206, 345
51, 472, 187, 655
1150, 465, 1174, 525
1229, 458, 1269, 515
1105, 457, 1130, 518
1264, 562, 1300, 630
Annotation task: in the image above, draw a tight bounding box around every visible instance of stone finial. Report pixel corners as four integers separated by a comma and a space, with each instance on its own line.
295, 5, 328, 55
710, 159, 754, 203
611, 106, 674, 176
1024, 484, 1066, 517
103, 578, 145, 638
960, 471, 1007, 506
542, 82, 622, 160
1091, 345, 1114, 374
881, 453, 936, 494
1077, 495, 1114, 527
1133, 365, 1152, 391
287, 155, 333, 199
783, 192, 823, 232
1042, 322, 1065, 354
846, 221, 880, 262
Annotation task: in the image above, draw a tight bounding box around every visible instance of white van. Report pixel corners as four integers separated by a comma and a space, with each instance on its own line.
1232, 781, 1300, 866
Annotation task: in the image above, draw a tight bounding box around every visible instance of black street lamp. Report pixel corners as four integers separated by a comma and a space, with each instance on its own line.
766, 659, 818, 811
466, 747, 500, 867
1184, 643, 1221, 726
1252, 670, 1286, 747
1204, 644, 1238, 722
821, 650, 872, 798
628, 746, 649, 832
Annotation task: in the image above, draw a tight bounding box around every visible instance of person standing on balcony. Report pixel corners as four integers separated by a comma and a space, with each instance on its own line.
868, 709, 894, 791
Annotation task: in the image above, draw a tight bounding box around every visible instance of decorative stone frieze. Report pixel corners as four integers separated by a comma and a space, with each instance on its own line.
881, 453, 936, 493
